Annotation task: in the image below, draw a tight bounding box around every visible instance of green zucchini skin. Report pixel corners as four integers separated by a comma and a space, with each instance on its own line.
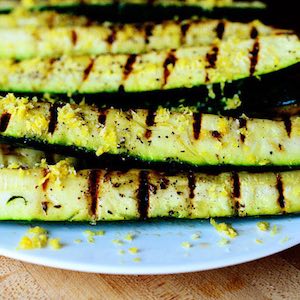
0, 165, 299, 221
0, 35, 298, 94
0, 94, 299, 167
0, 19, 289, 59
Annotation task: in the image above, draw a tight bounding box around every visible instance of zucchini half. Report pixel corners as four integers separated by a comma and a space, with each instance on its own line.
0, 143, 76, 168
0, 164, 299, 221
0, 35, 298, 94
0, 18, 291, 59
21, 0, 266, 10
0, 94, 299, 167
0, 9, 94, 28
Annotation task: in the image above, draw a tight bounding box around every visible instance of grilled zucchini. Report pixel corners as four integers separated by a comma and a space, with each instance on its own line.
0, 143, 76, 168
0, 9, 93, 28
0, 163, 298, 221
21, 0, 266, 10
0, 35, 298, 93
0, 94, 299, 167
0, 18, 291, 59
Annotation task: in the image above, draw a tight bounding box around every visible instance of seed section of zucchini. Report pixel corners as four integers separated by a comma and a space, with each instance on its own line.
0, 94, 299, 167
0, 166, 299, 221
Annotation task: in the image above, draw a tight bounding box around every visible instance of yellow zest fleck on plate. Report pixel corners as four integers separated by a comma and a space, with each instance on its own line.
48, 238, 62, 250
257, 221, 270, 231
210, 218, 238, 238
191, 233, 201, 240
112, 239, 124, 246
218, 238, 230, 247
128, 247, 139, 254
133, 257, 141, 263
74, 239, 82, 244
124, 233, 135, 242
118, 250, 125, 255
255, 239, 263, 244
271, 225, 280, 236
280, 236, 290, 244
181, 242, 192, 249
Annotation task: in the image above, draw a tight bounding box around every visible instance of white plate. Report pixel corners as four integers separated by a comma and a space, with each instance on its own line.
0, 216, 299, 275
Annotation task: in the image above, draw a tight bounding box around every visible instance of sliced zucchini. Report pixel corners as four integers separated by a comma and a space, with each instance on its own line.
0, 9, 93, 28
0, 35, 298, 93
0, 94, 299, 167
0, 18, 291, 59
0, 143, 75, 168
21, 0, 266, 10
0, 163, 299, 221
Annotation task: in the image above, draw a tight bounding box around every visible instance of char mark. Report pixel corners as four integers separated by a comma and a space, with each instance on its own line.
205, 46, 219, 82
42, 168, 50, 192
250, 26, 258, 39
48, 103, 61, 134
188, 172, 196, 199
71, 29, 78, 46
215, 20, 225, 40
137, 171, 149, 220
249, 39, 260, 76
98, 109, 107, 127
145, 109, 156, 139
276, 174, 285, 210
283, 116, 292, 137
42, 201, 49, 214
145, 23, 155, 44
232, 172, 241, 215
211, 130, 222, 140
239, 118, 247, 143
163, 50, 177, 86
0, 113, 11, 132
180, 21, 191, 43
106, 25, 116, 45
159, 177, 169, 190
193, 112, 202, 140
83, 58, 95, 81
89, 170, 101, 218
123, 54, 137, 80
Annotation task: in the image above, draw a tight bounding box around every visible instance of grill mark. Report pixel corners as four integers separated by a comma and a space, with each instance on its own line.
144, 23, 155, 44
159, 177, 169, 190
249, 39, 260, 77
250, 26, 258, 39
162, 50, 177, 86
98, 109, 107, 127
188, 172, 196, 199
215, 20, 225, 40
239, 118, 247, 143
205, 46, 219, 82
42, 168, 50, 192
193, 112, 202, 140
0, 113, 11, 132
211, 130, 222, 140
42, 201, 49, 214
83, 58, 95, 81
123, 54, 137, 80
145, 109, 156, 139
137, 171, 149, 220
107, 25, 117, 45
89, 170, 101, 218
276, 174, 285, 210
48, 103, 61, 134
283, 116, 292, 137
180, 21, 191, 43
71, 29, 78, 46
232, 172, 241, 215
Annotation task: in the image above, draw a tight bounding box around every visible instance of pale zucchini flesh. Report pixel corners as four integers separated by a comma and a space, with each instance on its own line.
0, 94, 299, 167
0, 18, 291, 59
0, 165, 298, 221
0, 35, 298, 93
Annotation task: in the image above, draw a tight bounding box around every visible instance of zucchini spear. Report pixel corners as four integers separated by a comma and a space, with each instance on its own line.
0, 94, 299, 167
0, 162, 299, 221
0, 35, 298, 93
0, 17, 291, 59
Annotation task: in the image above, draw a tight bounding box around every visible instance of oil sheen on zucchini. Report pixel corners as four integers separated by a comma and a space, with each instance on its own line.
0, 162, 298, 221
0, 94, 299, 167
0, 18, 291, 59
0, 35, 298, 93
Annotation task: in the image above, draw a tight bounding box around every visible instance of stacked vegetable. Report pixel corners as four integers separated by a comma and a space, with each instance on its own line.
0, 0, 299, 221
